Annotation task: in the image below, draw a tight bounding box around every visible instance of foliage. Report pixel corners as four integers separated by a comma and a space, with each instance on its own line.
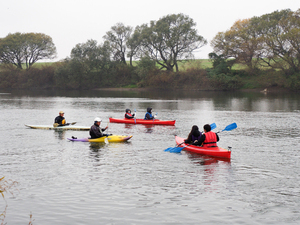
207, 71, 243, 90
211, 9, 300, 75
103, 23, 133, 65
1, 176, 18, 225
129, 13, 207, 72
0, 65, 56, 89
0, 32, 56, 69
135, 55, 157, 80
285, 73, 300, 90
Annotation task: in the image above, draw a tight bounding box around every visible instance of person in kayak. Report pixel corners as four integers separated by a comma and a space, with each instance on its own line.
89, 117, 109, 139
184, 125, 202, 145
195, 124, 219, 147
54, 111, 69, 127
144, 107, 155, 120
125, 109, 135, 119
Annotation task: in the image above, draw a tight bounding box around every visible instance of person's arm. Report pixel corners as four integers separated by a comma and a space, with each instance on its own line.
216, 133, 219, 142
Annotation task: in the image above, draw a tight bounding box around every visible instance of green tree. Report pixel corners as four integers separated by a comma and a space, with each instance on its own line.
134, 13, 207, 72
0, 32, 56, 69
126, 25, 145, 66
211, 19, 263, 72
70, 39, 111, 73
254, 9, 300, 74
103, 23, 133, 65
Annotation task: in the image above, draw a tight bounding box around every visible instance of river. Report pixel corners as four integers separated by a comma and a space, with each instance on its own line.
0, 89, 300, 224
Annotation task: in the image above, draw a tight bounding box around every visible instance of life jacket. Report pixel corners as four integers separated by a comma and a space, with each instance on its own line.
144, 112, 153, 120
62, 119, 66, 125
125, 113, 133, 119
203, 131, 217, 147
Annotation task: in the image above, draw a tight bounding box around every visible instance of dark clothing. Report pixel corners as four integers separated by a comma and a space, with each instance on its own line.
144, 107, 154, 120
54, 115, 69, 126
185, 133, 202, 144
89, 123, 107, 139
125, 113, 135, 119
195, 132, 219, 147
185, 127, 202, 144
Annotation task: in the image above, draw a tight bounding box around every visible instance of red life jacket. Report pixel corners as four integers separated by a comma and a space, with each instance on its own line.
125, 113, 133, 119
203, 131, 217, 147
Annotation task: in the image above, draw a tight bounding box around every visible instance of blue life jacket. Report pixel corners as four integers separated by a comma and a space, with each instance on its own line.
144, 112, 153, 120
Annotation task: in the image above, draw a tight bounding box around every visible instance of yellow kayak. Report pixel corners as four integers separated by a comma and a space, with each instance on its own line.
67, 135, 132, 143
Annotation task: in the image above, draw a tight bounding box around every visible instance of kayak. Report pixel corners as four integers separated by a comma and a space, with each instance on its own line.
175, 136, 231, 159
109, 118, 175, 126
67, 135, 133, 143
25, 124, 90, 131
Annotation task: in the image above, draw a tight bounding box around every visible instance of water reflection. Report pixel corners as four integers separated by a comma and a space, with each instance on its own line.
2, 89, 300, 113
53, 130, 66, 140
89, 142, 106, 152
185, 152, 231, 187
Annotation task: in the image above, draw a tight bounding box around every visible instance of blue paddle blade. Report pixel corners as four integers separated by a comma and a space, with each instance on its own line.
210, 123, 217, 130
222, 122, 237, 132
169, 147, 184, 153
164, 146, 184, 153
164, 147, 173, 152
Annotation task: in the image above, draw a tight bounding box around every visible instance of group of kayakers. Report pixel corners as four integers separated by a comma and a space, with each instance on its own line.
184, 124, 219, 147
54, 109, 219, 146
53, 108, 157, 139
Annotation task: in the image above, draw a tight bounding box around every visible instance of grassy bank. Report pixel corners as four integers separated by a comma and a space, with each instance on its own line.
0, 59, 299, 91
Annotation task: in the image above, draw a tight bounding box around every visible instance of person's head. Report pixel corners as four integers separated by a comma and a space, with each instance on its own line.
126, 109, 131, 113
191, 125, 200, 136
203, 124, 211, 132
59, 111, 64, 116
191, 125, 199, 132
147, 107, 152, 113
94, 117, 102, 125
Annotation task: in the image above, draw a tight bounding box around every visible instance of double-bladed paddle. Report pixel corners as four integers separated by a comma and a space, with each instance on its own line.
164, 123, 217, 153
164, 122, 237, 153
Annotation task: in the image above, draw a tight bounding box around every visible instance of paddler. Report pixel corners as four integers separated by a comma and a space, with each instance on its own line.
144, 107, 156, 120
184, 125, 202, 145
89, 117, 109, 139
54, 111, 69, 127
125, 109, 135, 119
195, 124, 219, 147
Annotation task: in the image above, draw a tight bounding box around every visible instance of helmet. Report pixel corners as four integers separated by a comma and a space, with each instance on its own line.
94, 117, 102, 122
126, 109, 131, 113
59, 111, 64, 114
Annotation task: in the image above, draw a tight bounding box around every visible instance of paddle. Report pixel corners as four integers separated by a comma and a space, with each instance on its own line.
166, 122, 237, 153
134, 109, 137, 124
104, 122, 109, 144
216, 122, 237, 133
164, 123, 217, 153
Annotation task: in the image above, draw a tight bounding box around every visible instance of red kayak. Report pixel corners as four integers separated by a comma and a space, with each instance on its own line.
109, 118, 176, 126
175, 136, 231, 159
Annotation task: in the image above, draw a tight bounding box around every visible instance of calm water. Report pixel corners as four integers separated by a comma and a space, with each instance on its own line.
1, 89, 300, 224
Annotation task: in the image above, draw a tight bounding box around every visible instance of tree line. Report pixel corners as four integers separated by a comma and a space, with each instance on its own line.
0, 9, 300, 91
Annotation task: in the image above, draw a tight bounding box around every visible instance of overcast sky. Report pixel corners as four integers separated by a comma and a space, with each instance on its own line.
1, 0, 299, 61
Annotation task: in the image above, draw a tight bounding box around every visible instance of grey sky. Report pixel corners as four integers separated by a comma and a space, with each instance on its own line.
1, 0, 299, 61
